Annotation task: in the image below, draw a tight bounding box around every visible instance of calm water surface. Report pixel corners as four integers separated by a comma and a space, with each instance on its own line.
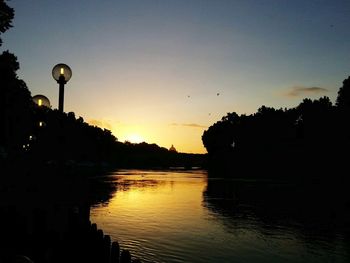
90, 170, 349, 263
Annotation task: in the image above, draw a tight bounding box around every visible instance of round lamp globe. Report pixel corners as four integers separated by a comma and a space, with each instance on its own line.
52, 63, 72, 83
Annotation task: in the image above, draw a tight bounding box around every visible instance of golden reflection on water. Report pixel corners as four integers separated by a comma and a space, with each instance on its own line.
91, 171, 208, 239
90, 170, 349, 263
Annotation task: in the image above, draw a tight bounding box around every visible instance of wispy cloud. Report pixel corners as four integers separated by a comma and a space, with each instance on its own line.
285, 86, 329, 97
170, 123, 207, 128
88, 119, 113, 130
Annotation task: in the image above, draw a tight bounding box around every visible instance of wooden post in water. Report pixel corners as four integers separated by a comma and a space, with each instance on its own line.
89, 223, 98, 262
103, 235, 111, 263
96, 229, 104, 260
111, 241, 120, 263
120, 250, 131, 263
97, 229, 104, 241
90, 223, 97, 238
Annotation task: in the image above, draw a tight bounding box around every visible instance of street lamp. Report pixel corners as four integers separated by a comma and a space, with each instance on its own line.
52, 63, 72, 112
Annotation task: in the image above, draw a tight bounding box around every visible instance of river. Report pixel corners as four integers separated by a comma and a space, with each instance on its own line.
90, 169, 349, 263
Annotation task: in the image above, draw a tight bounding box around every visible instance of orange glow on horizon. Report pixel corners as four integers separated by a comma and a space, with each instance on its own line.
113, 124, 207, 154
87, 119, 207, 154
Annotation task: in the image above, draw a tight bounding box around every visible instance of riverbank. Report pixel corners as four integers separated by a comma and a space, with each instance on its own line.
0, 163, 143, 262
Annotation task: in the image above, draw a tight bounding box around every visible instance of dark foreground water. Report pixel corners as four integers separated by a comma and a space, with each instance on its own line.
90, 170, 349, 263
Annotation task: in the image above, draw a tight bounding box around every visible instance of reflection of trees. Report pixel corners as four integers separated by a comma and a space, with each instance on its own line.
89, 175, 165, 206
89, 176, 118, 206
203, 177, 350, 241
115, 178, 161, 192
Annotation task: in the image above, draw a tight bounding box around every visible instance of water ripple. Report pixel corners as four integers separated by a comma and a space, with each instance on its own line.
91, 170, 350, 263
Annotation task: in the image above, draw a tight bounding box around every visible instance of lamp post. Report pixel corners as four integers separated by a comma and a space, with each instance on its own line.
52, 63, 72, 112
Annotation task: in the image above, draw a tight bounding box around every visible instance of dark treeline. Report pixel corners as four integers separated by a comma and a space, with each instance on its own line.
202, 78, 350, 180
0, 52, 204, 172
112, 142, 204, 169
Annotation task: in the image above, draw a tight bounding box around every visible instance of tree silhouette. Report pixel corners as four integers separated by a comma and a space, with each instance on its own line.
0, 0, 33, 156
335, 76, 350, 155
0, 51, 33, 155
336, 76, 350, 112
0, 0, 14, 46
202, 80, 350, 179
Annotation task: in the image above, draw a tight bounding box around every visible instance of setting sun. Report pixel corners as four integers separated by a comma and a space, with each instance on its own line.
125, 133, 145, 144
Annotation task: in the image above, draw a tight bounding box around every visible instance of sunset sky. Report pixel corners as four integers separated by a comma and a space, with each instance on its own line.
2, 0, 350, 153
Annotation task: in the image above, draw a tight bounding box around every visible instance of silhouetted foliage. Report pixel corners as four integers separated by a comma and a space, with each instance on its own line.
0, 51, 33, 155
202, 79, 350, 180
0, 0, 14, 46
336, 76, 350, 112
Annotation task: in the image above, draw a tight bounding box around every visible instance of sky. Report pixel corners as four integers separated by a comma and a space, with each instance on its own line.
2, 0, 350, 153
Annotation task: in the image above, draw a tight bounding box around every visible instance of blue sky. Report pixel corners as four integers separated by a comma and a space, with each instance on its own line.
2, 0, 350, 153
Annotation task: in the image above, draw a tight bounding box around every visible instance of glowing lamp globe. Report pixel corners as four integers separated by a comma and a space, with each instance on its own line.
32, 94, 51, 108
52, 63, 72, 83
